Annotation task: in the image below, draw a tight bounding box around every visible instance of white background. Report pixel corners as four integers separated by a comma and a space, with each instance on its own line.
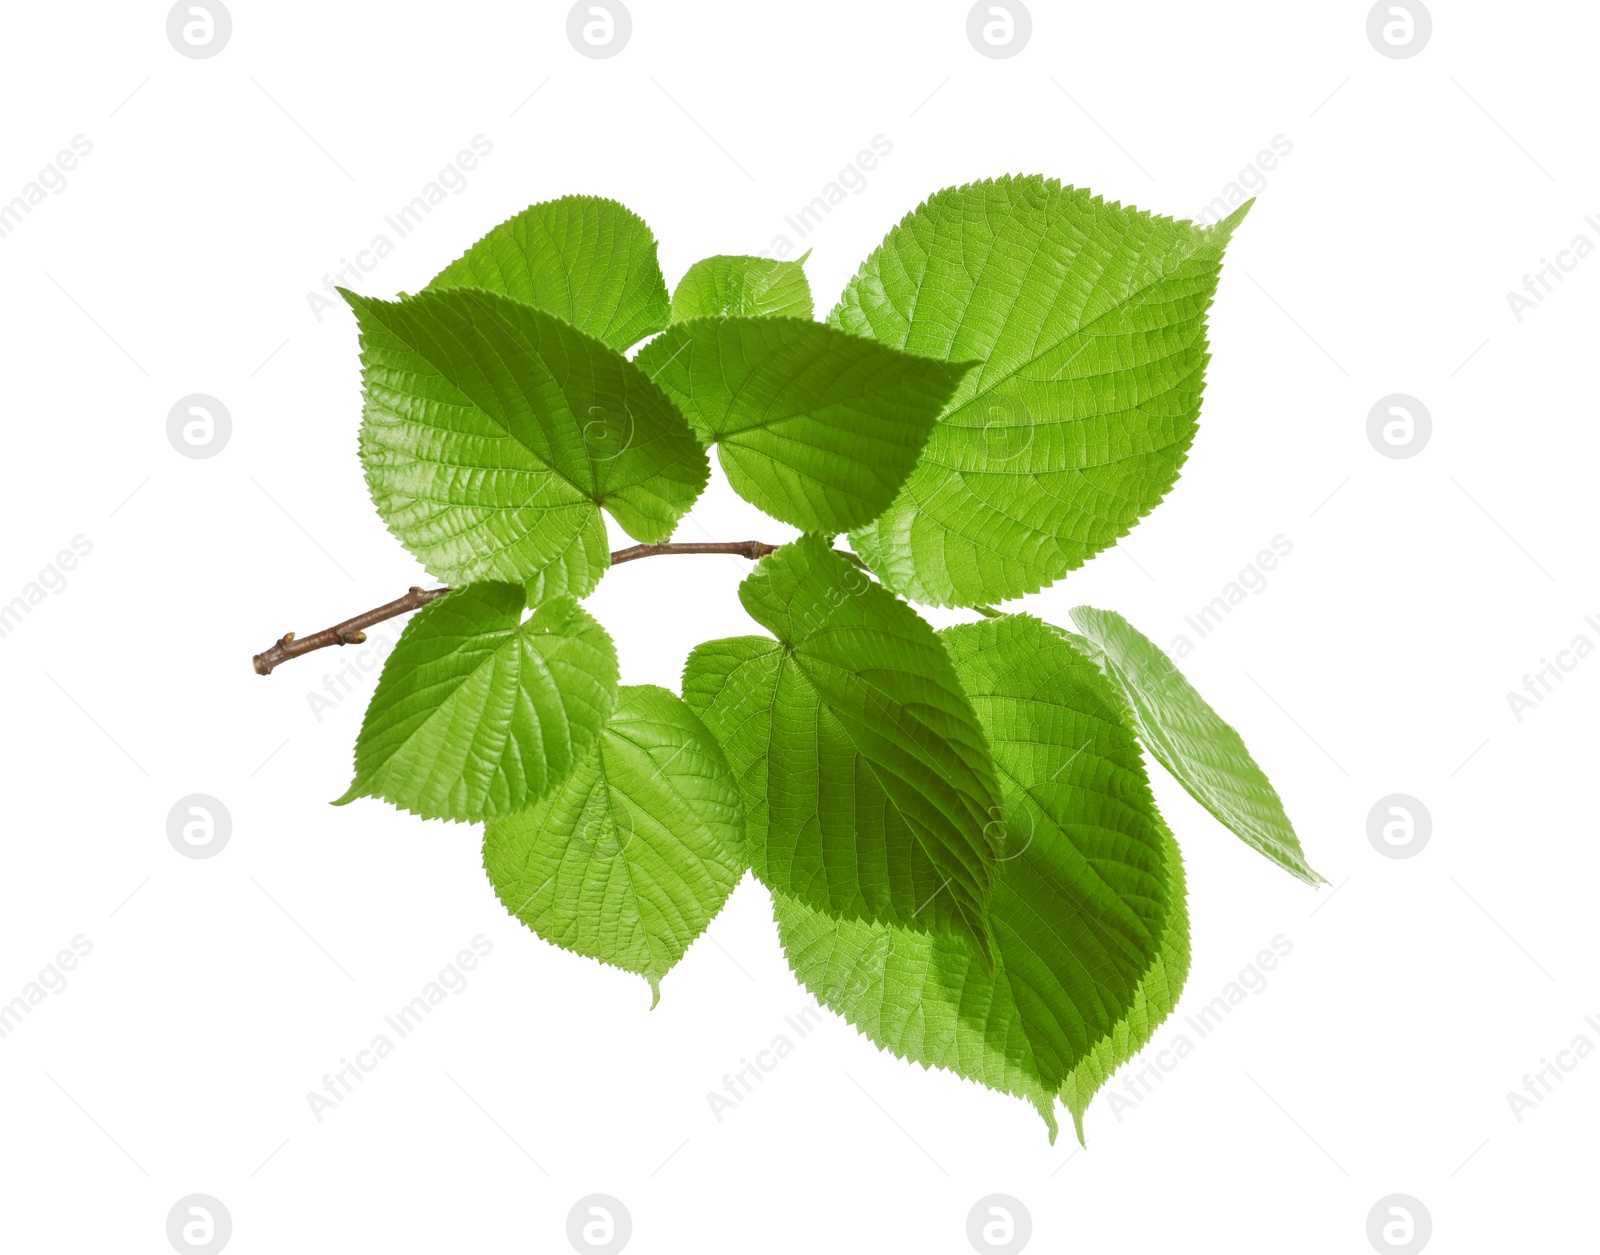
1, 1, 1594, 1251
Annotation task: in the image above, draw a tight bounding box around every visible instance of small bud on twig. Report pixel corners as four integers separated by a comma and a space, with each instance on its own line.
250, 541, 784, 676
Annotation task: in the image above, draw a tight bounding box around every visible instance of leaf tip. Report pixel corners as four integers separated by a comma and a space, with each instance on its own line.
648, 977, 661, 1010
946, 356, 984, 391
1206, 197, 1255, 244
1033, 1095, 1061, 1144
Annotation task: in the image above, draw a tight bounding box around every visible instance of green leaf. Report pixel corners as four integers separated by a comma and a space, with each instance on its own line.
345, 287, 710, 598
426, 195, 669, 352
832, 176, 1252, 607
1066, 605, 1322, 885
635, 318, 968, 534
773, 614, 1180, 1141
335, 583, 619, 823
670, 253, 814, 321
682, 537, 1005, 952
1058, 822, 1188, 1145
483, 684, 746, 1006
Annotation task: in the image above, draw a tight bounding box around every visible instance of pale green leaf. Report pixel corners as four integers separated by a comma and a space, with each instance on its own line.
635, 318, 968, 533
670, 253, 814, 321
335, 583, 618, 823
345, 287, 709, 598
682, 537, 1004, 952
833, 176, 1252, 606
427, 194, 669, 352
1068, 605, 1323, 885
483, 685, 746, 1005
773, 614, 1181, 1141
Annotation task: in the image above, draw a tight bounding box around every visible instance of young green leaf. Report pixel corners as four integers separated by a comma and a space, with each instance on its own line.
426, 194, 670, 352
670, 253, 814, 321
635, 318, 969, 534
483, 685, 746, 1007
345, 287, 709, 598
335, 583, 619, 823
773, 614, 1181, 1141
1067, 605, 1323, 885
681, 537, 1005, 953
833, 176, 1252, 607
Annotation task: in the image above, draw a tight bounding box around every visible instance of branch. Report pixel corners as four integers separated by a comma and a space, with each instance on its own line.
251, 541, 781, 676
252, 586, 450, 675
609, 540, 777, 565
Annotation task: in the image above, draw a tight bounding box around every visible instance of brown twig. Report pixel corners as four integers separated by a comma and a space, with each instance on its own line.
251, 541, 780, 676
252, 586, 450, 675
609, 539, 777, 565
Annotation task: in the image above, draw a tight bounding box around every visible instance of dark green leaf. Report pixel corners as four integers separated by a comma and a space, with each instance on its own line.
775, 614, 1182, 1140
636, 318, 967, 533
345, 287, 709, 597
682, 537, 1005, 953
